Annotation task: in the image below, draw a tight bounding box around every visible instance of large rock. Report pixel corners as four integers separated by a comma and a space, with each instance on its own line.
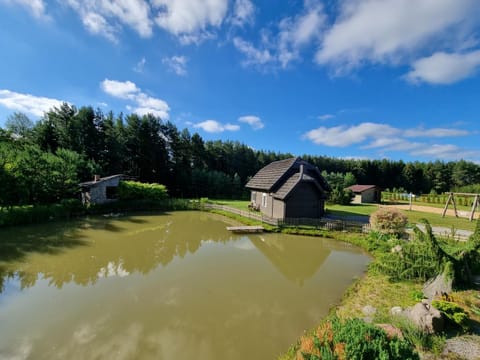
406, 301, 444, 334
423, 273, 453, 300
376, 323, 404, 340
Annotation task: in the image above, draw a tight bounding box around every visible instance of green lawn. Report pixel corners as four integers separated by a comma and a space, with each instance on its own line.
209, 199, 251, 211
326, 204, 379, 216
327, 203, 476, 232
210, 200, 477, 232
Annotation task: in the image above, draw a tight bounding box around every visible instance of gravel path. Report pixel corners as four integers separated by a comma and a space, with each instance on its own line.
384, 203, 479, 220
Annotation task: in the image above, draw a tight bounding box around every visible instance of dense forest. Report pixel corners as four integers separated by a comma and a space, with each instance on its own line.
1, 103, 480, 207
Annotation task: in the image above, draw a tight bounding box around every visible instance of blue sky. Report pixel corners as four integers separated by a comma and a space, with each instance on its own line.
1, 0, 480, 162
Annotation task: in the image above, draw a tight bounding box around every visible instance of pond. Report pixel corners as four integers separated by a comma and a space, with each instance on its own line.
0, 211, 370, 359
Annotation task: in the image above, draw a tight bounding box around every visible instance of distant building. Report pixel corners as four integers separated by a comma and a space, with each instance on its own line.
346, 184, 382, 204
80, 174, 127, 205
245, 157, 330, 219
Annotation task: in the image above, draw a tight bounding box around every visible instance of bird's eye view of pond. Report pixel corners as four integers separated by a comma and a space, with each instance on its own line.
0, 211, 370, 360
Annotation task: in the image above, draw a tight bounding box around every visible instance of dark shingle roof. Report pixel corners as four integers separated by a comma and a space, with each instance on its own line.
274, 173, 300, 199
245, 157, 298, 191
246, 157, 330, 197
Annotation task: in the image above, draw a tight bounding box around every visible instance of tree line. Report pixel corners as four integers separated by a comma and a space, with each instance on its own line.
1, 103, 480, 206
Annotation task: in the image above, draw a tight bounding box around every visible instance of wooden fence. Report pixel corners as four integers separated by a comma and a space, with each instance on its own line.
203, 203, 370, 232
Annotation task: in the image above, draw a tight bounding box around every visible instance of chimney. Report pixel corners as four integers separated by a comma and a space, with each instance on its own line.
94, 174, 101, 182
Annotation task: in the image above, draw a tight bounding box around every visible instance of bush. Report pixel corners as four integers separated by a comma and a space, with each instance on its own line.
118, 181, 168, 201
370, 208, 407, 236
328, 187, 354, 205
298, 317, 419, 360
432, 300, 469, 331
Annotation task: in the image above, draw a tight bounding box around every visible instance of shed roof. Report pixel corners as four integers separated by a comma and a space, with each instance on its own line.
346, 184, 379, 193
79, 174, 125, 187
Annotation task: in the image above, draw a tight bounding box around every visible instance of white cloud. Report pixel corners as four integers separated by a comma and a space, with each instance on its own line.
404, 127, 469, 137
304, 122, 398, 147
162, 55, 188, 76
1, 0, 48, 19
405, 50, 480, 84
304, 121, 475, 160
65, 0, 153, 42
0, 89, 64, 117
193, 119, 240, 133
238, 115, 264, 130
316, 0, 479, 74
233, 1, 325, 69
318, 114, 334, 120
133, 57, 146, 73
153, 0, 228, 42
410, 144, 480, 160
230, 0, 254, 27
233, 37, 273, 66
101, 79, 170, 119
101, 79, 140, 99
81, 12, 118, 42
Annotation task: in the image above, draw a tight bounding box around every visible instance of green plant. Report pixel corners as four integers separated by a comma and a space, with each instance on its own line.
432, 300, 469, 330
298, 317, 419, 360
118, 180, 168, 201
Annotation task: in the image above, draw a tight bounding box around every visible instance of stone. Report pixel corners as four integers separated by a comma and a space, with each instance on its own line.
391, 245, 402, 253
362, 305, 377, 323
376, 323, 404, 340
423, 273, 453, 300
362, 305, 377, 316
406, 302, 444, 334
390, 306, 403, 316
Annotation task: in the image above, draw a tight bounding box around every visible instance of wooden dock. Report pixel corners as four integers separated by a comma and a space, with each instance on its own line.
226, 226, 264, 233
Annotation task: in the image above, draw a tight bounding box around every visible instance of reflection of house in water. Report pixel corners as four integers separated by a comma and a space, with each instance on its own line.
249, 235, 331, 285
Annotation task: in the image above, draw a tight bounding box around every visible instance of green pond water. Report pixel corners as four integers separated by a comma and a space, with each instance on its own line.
0, 211, 370, 360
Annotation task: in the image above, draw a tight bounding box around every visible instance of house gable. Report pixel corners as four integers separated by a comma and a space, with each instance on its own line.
246, 158, 330, 219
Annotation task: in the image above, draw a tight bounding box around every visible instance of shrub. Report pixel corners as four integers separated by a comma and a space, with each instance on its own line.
118, 181, 168, 201
299, 317, 419, 360
432, 300, 469, 331
328, 187, 354, 205
370, 208, 408, 236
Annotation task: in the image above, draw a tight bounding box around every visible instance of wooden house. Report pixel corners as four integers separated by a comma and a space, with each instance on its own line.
346, 184, 382, 204
245, 158, 330, 220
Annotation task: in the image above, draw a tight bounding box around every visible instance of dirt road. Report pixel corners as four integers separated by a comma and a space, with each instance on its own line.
382, 203, 479, 220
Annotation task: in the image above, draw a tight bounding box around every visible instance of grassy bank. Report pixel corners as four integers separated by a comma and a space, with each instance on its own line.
0, 198, 201, 228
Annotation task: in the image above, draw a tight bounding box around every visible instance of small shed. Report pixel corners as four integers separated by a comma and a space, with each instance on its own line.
245, 158, 330, 220
346, 184, 382, 204
80, 174, 126, 205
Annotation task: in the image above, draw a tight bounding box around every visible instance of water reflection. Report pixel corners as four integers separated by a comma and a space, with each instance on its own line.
0, 212, 237, 291
0, 213, 357, 291
250, 234, 331, 285
0, 212, 370, 360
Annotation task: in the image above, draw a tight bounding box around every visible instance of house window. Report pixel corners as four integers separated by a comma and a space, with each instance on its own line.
251, 191, 256, 202
262, 193, 267, 208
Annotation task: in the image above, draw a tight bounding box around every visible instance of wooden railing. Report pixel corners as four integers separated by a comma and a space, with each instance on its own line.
203, 203, 370, 232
